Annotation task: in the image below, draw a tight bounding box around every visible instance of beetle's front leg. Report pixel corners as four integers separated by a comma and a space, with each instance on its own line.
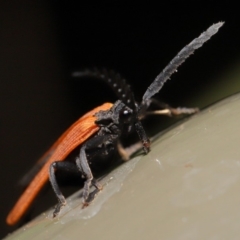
49, 161, 79, 217
117, 141, 143, 161
76, 144, 103, 207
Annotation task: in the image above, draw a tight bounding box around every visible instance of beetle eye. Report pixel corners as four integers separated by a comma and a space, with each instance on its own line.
120, 108, 132, 123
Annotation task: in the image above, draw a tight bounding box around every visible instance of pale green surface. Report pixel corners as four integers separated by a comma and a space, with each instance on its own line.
5, 93, 240, 240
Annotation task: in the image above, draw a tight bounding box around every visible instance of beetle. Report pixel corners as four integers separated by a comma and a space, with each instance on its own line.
6, 22, 223, 226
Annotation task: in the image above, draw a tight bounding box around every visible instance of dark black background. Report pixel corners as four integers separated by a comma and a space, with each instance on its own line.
1, 1, 240, 238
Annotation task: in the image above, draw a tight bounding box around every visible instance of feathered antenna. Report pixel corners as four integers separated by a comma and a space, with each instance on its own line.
142, 22, 224, 103
72, 69, 137, 112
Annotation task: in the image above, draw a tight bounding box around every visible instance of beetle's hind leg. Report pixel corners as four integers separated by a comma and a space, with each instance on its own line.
146, 106, 199, 117
49, 161, 79, 218
76, 144, 103, 208
140, 98, 199, 118
117, 141, 143, 161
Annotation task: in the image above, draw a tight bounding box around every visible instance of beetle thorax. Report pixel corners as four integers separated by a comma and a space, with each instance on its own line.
95, 100, 134, 136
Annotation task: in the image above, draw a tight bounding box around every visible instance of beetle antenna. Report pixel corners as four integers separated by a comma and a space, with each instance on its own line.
142, 22, 224, 103
72, 68, 137, 111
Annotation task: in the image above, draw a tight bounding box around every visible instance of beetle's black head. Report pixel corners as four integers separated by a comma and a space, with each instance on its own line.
95, 100, 150, 153
95, 100, 134, 134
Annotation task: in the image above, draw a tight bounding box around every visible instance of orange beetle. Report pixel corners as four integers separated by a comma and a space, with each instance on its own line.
6, 22, 223, 225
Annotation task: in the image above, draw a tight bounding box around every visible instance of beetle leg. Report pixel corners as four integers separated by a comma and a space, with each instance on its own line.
140, 98, 198, 118
76, 144, 103, 207
81, 179, 103, 208
117, 141, 143, 161
145, 107, 199, 117
49, 161, 79, 217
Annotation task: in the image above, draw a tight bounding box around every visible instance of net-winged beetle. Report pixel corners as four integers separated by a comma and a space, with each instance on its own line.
6, 22, 223, 225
